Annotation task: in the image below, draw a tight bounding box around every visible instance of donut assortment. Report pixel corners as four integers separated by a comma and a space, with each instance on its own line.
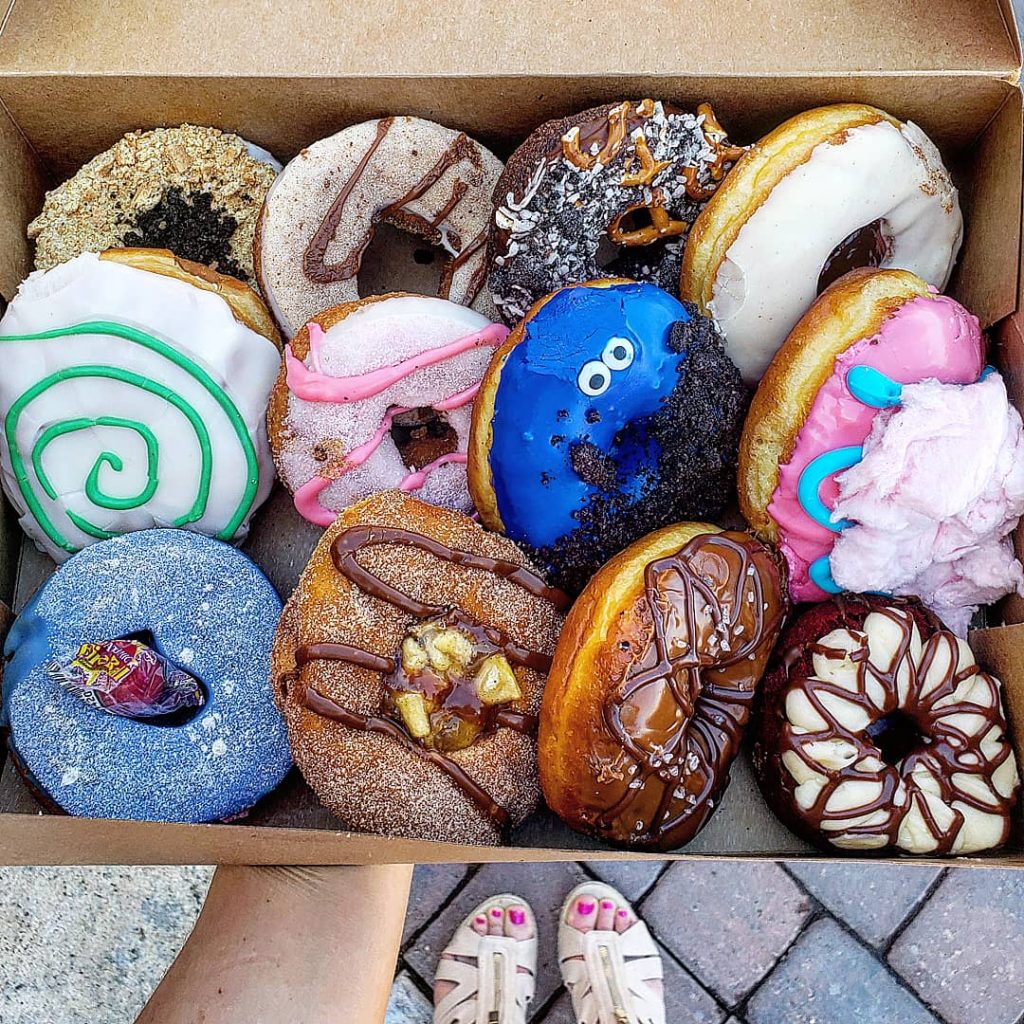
0, 101, 1020, 858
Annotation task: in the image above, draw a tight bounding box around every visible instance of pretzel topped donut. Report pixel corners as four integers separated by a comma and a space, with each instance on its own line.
539, 522, 787, 850
753, 595, 1020, 855
272, 491, 568, 844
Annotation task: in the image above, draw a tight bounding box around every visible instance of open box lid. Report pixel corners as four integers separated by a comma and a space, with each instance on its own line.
0, 0, 1020, 78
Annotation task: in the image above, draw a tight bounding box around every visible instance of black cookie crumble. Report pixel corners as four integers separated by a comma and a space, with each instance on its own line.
123, 187, 247, 281
531, 304, 749, 595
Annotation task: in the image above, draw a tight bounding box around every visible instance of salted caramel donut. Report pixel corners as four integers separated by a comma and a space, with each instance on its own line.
489, 100, 743, 324
271, 490, 569, 845
255, 117, 503, 336
752, 595, 1020, 855
268, 293, 507, 526
681, 104, 962, 383
539, 522, 787, 850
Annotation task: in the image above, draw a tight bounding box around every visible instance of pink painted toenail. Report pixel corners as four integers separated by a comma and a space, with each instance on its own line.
601, 900, 614, 909
475, 915, 487, 925
491, 908, 503, 918
617, 909, 628, 917
509, 909, 526, 926
577, 900, 595, 915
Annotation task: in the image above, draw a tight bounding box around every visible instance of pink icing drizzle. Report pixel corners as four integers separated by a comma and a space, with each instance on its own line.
399, 453, 469, 492
768, 293, 984, 601
286, 321, 508, 404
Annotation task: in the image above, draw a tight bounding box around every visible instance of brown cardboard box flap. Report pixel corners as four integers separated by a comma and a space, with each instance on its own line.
0, 0, 1019, 78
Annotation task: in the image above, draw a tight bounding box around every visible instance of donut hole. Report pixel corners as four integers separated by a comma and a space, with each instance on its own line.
389, 407, 459, 470
865, 708, 921, 766
358, 221, 445, 299
595, 227, 677, 282
105, 628, 210, 728
817, 218, 893, 294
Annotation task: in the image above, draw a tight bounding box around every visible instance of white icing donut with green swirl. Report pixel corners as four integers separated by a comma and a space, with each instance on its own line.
0, 252, 281, 561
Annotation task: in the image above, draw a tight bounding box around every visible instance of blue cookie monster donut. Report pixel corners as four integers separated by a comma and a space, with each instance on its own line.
2, 529, 292, 821
470, 280, 747, 593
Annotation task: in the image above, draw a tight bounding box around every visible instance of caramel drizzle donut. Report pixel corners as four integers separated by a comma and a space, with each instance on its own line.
593, 533, 783, 847
291, 524, 569, 834
770, 602, 1019, 854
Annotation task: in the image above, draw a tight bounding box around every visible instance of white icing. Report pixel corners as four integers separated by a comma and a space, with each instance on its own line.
0, 253, 280, 561
781, 606, 1019, 855
709, 119, 963, 383
241, 138, 283, 173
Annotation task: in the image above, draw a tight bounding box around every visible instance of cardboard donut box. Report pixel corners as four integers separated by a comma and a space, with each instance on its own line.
0, 0, 1023, 865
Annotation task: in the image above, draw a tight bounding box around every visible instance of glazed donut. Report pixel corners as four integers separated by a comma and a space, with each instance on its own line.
539, 522, 787, 850
28, 125, 279, 288
738, 268, 1024, 633
682, 104, 963, 383
2, 530, 292, 821
469, 279, 746, 594
256, 117, 503, 336
752, 594, 1020, 855
268, 293, 508, 525
488, 99, 742, 323
271, 490, 569, 845
0, 249, 281, 562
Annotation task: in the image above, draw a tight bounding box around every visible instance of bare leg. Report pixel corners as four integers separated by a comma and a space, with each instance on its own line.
136, 864, 412, 1024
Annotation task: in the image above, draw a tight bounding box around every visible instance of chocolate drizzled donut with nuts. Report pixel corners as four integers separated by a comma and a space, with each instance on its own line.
271, 490, 568, 845
488, 100, 744, 324
752, 594, 1020, 856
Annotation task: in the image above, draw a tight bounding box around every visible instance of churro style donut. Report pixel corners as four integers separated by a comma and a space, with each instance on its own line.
752, 594, 1020, 855
682, 104, 963, 383
271, 491, 569, 845
469, 279, 746, 594
489, 99, 742, 324
255, 117, 503, 336
28, 125, 280, 288
2, 530, 292, 822
738, 268, 1024, 634
539, 522, 787, 850
268, 293, 508, 526
0, 249, 281, 562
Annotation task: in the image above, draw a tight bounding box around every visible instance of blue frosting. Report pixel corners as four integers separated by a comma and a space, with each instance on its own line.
2, 529, 292, 822
488, 282, 689, 549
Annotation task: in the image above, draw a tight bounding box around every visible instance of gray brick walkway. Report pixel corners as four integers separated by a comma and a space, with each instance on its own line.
2, 862, 1023, 1024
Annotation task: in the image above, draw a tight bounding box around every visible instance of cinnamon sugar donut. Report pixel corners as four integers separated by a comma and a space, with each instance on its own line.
271, 490, 569, 845
752, 594, 1020, 855
255, 117, 503, 336
268, 293, 508, 525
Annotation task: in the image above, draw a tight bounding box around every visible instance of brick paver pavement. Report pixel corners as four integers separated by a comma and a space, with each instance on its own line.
389, 861, 1024, 1024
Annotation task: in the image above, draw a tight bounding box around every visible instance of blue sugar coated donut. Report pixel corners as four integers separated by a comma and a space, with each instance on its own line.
486, 281, 746, 593
2, 529, 292, 822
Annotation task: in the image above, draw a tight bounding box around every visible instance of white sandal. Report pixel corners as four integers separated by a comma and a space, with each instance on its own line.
434, 893, 537, 1024
558, 882, 665, 1024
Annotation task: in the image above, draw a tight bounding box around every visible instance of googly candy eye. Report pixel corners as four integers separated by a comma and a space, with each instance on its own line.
578, 360, 611, 396
602, 336, 635, 370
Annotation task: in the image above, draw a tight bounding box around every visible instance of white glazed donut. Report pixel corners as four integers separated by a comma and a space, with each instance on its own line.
0, 251, 281, 562
682, 104, 963, 384
255, 117, 503, 336
268, 294, 508, 525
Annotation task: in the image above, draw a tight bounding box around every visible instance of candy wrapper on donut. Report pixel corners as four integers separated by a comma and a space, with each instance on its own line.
45, 639, 205, 719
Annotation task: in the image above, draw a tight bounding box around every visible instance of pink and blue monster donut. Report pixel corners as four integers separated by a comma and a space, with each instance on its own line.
2, 529, 292, 821
471, 280, 746, 592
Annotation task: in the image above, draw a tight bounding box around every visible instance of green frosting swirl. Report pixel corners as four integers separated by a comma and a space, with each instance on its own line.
1, 321, 262, 554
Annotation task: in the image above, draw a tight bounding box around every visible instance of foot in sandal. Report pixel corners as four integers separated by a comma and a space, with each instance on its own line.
434, 893, 537, 1023
559, 882, 665, 1024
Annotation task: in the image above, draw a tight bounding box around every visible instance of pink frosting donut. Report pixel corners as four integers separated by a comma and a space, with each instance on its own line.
270, 295, 508, 524
770, 292, 984, 600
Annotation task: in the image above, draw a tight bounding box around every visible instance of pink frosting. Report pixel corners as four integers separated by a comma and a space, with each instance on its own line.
831, 373, 1024, 635
769, 293, 984, 601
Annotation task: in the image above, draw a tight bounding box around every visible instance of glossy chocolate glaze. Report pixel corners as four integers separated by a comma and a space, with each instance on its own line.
577, 531, 786, 850
816, 218, 892, 293
754, 594, 1018, 854
292, 524, 568, 833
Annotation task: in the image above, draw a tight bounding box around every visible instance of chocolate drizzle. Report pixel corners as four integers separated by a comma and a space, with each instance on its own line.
303, 121, 489, 302
584, 532, 786, 850
292, 524, 568, 832
767, 597, 1018, 854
